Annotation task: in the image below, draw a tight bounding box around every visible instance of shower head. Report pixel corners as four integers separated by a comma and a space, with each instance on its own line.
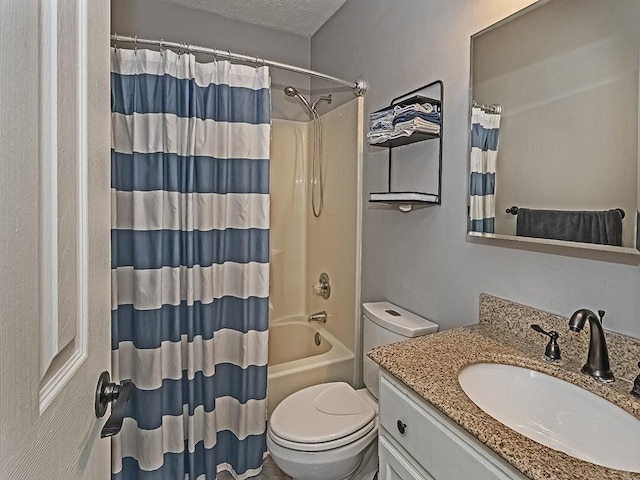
283, 86, 327, 217
283, 86, 314, 114
284, 86, 298, 97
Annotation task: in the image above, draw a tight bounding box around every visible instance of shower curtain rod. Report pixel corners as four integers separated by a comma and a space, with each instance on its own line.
111, 34, 368, 96
472, 100, 503, 114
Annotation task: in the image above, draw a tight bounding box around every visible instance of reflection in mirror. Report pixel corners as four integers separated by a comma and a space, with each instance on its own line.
468, 0, 640, 253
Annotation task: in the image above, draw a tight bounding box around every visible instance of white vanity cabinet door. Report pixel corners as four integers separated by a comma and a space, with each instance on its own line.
379, 436, 436, 480
379, 372, 527, 480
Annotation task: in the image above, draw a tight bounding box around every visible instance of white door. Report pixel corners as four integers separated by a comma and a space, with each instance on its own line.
0, 0, 112, 478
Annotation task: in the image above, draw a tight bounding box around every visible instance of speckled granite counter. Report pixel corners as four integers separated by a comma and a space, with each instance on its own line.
368, 294, 640, 480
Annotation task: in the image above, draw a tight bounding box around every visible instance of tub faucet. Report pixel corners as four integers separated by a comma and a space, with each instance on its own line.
568, 308, 614, 383
308, 311, 327, 323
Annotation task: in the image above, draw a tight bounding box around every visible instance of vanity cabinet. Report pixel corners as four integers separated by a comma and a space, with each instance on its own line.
379, 436, 435, 480
378, 372, 527, 480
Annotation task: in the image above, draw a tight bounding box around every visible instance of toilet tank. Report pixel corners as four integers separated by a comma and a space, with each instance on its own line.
362, 302, 438, 399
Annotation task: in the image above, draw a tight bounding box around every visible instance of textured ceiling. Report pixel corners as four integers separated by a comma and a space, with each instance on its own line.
159, 0, 349, 37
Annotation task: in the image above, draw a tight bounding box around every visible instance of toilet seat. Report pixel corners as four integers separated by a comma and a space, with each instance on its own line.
269, 382, 376, 452
269, 418, 376, 452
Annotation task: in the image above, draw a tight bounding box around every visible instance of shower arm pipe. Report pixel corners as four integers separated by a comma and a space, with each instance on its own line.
111, 34, 368, 96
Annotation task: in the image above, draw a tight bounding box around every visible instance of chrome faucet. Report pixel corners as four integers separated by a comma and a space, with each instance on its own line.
568, 309, 614, 382
307, 311, 327, 323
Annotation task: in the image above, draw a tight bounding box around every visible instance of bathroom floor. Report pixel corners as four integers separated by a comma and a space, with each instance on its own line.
218, 456, 291, 480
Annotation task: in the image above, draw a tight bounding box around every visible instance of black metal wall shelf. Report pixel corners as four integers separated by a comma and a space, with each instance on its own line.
374, 131, 439, 149
368, 81, 444, 212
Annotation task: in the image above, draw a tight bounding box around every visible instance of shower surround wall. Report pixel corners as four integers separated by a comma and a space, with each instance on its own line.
305, 99, 363, 357
270, 119, 308, 320
271, 98, 363, 372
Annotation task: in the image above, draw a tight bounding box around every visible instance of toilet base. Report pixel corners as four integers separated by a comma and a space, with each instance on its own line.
267, 434, 378, 480
349, 441, 378, 480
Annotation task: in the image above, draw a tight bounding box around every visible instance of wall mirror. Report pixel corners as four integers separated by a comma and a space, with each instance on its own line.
468, 0, 640, 255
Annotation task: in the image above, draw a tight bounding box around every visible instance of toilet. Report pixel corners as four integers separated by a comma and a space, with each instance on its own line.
267, 302, 439, 480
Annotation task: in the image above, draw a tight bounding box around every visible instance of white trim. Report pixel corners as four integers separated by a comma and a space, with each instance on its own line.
354, 97, 364, 388
39, 349, 87, 412
467, 231, 640, 257
39, 0, 59, 381
39, 0, 89, 412
76, 0, 90, 394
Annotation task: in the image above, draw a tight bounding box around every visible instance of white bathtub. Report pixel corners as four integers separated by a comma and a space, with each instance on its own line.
267, 316, 354, 414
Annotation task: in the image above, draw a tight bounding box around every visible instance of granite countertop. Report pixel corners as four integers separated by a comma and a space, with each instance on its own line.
368, 295, 640, 480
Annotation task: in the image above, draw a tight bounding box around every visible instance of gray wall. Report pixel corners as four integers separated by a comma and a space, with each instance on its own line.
111, 0, 311, 120
311, 0, 640, 337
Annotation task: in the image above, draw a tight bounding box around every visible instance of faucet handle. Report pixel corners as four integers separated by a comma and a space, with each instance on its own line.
531, 324, 561, 362
531, 324, 556, 338
598, 310, 606, 325
312, 272, 331, 299
632, 362, 640, 398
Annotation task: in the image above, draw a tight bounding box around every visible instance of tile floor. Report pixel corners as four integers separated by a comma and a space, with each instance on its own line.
218, 456, 291, 480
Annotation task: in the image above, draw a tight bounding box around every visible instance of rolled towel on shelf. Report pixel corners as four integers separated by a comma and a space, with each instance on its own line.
515, 208, 623, 246
367, 99, 441, 146
392, 110, 441, 125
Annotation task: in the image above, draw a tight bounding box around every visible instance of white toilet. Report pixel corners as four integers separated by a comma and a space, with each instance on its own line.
267, 302, 438, 480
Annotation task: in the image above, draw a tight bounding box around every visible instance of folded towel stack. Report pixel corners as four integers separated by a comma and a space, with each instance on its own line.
368, 102, 441, 145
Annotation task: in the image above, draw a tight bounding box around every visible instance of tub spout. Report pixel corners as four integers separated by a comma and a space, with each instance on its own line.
308, 311, 327, 323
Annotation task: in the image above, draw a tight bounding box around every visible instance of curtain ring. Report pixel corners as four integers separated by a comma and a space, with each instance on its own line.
186, 43, 191, 55
159, 39, 165, 56
133, 35, 138, 55
112, 33, 119, 50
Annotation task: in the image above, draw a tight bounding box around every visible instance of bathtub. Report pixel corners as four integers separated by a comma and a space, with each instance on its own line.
267, 316, 354, 414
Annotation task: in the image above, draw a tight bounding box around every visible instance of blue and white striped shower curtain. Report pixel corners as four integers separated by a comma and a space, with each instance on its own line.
469, 106, 501, 233
110, 47, 270, 480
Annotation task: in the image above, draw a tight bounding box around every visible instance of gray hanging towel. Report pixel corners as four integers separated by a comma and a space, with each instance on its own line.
516, 208, 623, 246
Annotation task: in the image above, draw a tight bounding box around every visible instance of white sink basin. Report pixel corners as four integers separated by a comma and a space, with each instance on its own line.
458, 363, 640, 472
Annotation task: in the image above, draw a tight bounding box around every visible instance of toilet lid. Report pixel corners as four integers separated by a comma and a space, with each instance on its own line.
269, 382, 376, 444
